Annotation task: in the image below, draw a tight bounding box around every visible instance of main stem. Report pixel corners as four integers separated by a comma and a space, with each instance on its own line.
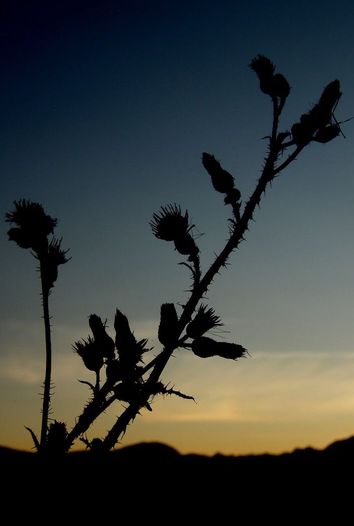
40, 262, 52, 450
69, 100, 304, 451
102, 142, 281, 451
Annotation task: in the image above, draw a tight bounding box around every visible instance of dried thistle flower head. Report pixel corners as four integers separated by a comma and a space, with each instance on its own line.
186, 305, 222, 339
191, 336, 247, 360
73, 336, 104, 372
158, 303, 179, 346
250, 55, 275, 86
150, 204, 190, 241
6, 199, 57, 252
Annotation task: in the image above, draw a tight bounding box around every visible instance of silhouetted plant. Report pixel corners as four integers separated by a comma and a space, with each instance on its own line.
6, 56, 345, 454
5, 200, 69, 452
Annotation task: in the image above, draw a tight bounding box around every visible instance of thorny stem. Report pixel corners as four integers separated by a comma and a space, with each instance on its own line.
101, 100, 296, 451
274, 145, 305, 176
67, 96, 309, 452
65, 381, 115, 450
39, 259, 52, 451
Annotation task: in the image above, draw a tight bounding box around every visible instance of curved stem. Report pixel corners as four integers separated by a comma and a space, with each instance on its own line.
102, 107, 284, 451
40, 262, 52, 451
273, 145, 304, 176
69, 98, 307, 452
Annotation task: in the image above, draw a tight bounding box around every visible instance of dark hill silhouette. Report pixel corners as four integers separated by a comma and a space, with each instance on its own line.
2, 437, 352, 519
2, 434, 354, 469
2, 435, 353, 482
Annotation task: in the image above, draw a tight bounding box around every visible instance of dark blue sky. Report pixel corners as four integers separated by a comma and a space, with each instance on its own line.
1, 0, 354, 453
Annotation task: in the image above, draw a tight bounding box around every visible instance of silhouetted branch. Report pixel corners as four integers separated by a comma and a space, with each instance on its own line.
99, 57, 344, 451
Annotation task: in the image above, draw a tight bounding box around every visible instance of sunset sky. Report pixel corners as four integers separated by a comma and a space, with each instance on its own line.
1, 0, 354, 455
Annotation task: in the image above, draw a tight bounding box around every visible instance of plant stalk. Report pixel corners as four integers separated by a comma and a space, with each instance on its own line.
39, 259, 52, 450
102, 109, 283, 450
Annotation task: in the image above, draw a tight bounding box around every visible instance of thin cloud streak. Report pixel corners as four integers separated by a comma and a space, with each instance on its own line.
147, 350, 354, 424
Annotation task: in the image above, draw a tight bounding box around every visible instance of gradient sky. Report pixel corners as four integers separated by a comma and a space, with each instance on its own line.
1, 0, 354, 455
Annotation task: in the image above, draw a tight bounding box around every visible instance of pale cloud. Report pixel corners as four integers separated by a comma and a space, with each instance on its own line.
0, 356, 43, 384
146, 350, 354, 424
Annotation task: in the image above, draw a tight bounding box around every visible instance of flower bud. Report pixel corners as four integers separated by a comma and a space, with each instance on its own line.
186, 305, 222, 339
313, 124, 341, 143
46, 421, 67, 455
174, 233, 199, 257
191, 336, 246, 360
202, 153, 235, 194
250, 55, 275, 95
150, 204, 190, 242
319, 80, 341, 113
114, 309, 146, 370
5, 200, 57, 253
270, 73, 290, 100
73, 337, 104, 372
158, 303, 179, 346
42, 237, 69, 290
291, 122, 313, 146
89, 314, 115, 360
7, 228, 33, 249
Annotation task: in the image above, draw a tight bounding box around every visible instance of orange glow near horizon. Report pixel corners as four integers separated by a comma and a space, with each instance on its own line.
2, 348, 354, 455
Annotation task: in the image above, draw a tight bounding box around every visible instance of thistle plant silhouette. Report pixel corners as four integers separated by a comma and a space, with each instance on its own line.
6, 56, 344, 454
5, 201, 69, 452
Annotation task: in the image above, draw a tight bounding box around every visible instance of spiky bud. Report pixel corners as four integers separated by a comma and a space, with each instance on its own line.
158, 303, 179, 346
319, 80, 341, 113
114, 309, 146, 370
191, 336, 246, 360
186, 305, 222, 339
250, 55, 275, 95
42, 237, 70, 290
150, 204, 190, 242
73, 336, 104, 372
250, 55, 290, 105
89, 314, 115, 360
6, 199, 57, 253
114, 310, 137, 351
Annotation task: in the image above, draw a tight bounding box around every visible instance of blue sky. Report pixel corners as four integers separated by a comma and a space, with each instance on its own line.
1, 0, 354, 453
